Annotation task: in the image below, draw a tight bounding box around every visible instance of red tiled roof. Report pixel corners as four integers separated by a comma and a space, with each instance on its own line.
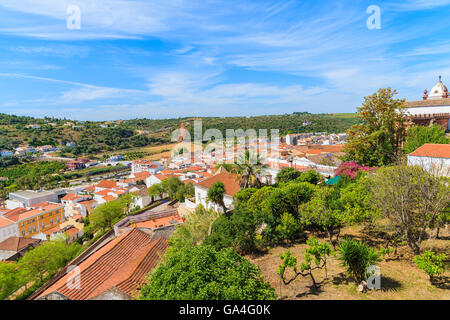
4, 203, 62, 222
135, 214, 184, 229
133, 172, 152, 179
65, 227, 79, 237
3, 208, 28, 221
95, 189, 111, 196
102, 195, 116, 202
62, 193, 81, 201
37, 229, 168, 300
43, 225, 61, 236
306, 149, 323, 155
0, 236, 40, 251
408, 143, 450, 158
0, 215, 15, 228
96, 180, 117, 189
195, 169, 241, 196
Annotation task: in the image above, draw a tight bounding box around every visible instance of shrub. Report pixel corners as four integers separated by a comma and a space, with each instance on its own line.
296, 170, 323, 185
139, 245, 276, 300
204, 208, 260, 253
334, 162, 375, 179
276, 167, 301, 184
337, 238, 379, 283
275, 212, 300, 243
414, 250, 447, 283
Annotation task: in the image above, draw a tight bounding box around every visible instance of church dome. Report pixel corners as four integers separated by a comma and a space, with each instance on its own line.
428, 76, 448, 100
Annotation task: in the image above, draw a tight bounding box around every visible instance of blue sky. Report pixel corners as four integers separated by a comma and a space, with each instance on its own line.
1, 0, 450, 120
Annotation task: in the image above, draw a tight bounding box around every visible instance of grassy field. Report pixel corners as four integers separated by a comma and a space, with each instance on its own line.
247, 225, 450, 300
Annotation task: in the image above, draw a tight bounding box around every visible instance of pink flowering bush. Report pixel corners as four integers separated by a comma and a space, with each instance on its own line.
334, 162, 376, 179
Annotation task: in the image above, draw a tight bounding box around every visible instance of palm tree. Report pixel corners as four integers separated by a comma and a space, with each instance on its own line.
230, 150, 268, 189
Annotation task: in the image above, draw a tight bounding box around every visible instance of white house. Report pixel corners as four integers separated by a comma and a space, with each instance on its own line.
193, 168, 241, 213
407, 143, 450, 177
0, 216, 19, 243
131, 160, 164, 174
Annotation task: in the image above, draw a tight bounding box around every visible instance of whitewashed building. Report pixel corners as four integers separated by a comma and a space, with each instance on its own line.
407, 143, 450, 177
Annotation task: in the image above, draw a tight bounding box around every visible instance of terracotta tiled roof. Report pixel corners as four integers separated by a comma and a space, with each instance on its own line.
195, 170, 241, 196
0, 236, 40, 252
306, 149, 323, 155
84, 186, 95, 192
135, 214, 184, 229
78, 200, 97, 212
96, 180, 117, 189
102, 195, 116, 202
37, 229, 168, 300
133, 172, 152, 179
65, 227, 79, 237
408, 143, 450, 158
3, 208, 28, 222
0, 215, 15, 228
4, 203, 62, 222
62, 193, 81, 201
95, 189, 111, 196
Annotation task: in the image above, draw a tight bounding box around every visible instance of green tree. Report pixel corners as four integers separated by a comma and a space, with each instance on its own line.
139, 245, 276, 300
246, 186, 275, 214
161, 176, 184, 200
369, 165, 450, 254
276, 167, 301, 184
275, 212, 300, 243
19, 239, 81, 283
300, 188, 344, 249
90, 198, 129, 232
168, 205, 219, 252
297, 170, 323, 185
404, 124, 448, 154
278, 238, 332, 290
148, 183, 164, 202
0, 262, 25, 300
232, 187, 257, 210
338, 175, 377, 225
342, 88, 408, 166
281, 182, 317, 216
414, 250, 447, 283
204, 208, 261, 253
207, 181, 227, 213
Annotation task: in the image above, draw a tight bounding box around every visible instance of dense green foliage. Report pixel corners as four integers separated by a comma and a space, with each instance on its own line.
168, 206, 219, 253
204, 208, 262, 253
0, 238, 82, 299
369, 165, 450, 254
343, 88, 407, 166
414, 251, 447, 282
139, 245, 276, 300
86, 194, 136, 234
207, 182, 226, 212
403, 124, 448, 154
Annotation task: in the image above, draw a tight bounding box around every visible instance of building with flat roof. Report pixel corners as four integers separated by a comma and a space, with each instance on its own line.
7, 190, 59, 208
